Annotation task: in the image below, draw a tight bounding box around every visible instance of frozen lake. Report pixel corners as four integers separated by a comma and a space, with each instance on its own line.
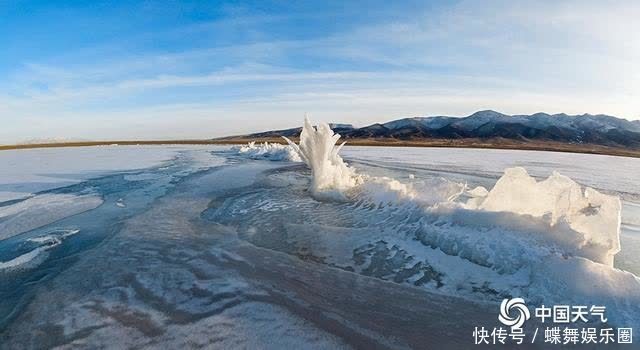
0, 144, 639, 349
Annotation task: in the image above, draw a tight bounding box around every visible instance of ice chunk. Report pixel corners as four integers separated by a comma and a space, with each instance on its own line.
233, 141, 302, 162
468, 167, 621, 266
467, 186, 489, 197
284, 118, 362, 195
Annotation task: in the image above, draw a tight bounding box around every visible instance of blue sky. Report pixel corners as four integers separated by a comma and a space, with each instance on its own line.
1, 0, 639, 143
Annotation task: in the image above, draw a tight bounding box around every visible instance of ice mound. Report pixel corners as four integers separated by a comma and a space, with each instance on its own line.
466, 167, 621, 266
205, 145, 638, 327
412, 168, 637, 326
233, 141, 302, 162
284, 118, 362, 196
281, 121, 622, 265
363, 176, 467, 206
282, 118, 467, 203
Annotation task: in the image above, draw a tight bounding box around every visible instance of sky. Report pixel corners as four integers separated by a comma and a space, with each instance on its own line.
1, 0, 639, 143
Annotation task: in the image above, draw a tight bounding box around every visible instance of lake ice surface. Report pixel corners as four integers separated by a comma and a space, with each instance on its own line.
0, 144, 639, 349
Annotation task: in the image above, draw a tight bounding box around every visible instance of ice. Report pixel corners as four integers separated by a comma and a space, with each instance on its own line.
281, 118, 467, 204
284, 117, 362, 196
0, 246, 48, 271
233, 141, 302, 162
2, 139, 640, 346
0, 162, 353, 349
528, 255, 640, 327
281, 121, 623, 268
281, 121, 625, 267
362, 176, 466, 206
123, 173, 162, 181
0, 229, 79, 271
284, 121, 622, 268
0, 145, 212, 201
618, 231, 640, 276
27, 228, 80, 243
180, 146, 228, 170
342, 145, 640, 202
0, 191, 31, 202
468, 167, 621, 266
373, 167, 631, 321
0, 193, 102, 241
414, 206, 640, 328
0, 146, 225, 241
402, 168, 634, 326
265, 120, 638, 326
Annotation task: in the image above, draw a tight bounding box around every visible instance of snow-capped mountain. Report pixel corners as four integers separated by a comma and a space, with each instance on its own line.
240, 110, 640, 148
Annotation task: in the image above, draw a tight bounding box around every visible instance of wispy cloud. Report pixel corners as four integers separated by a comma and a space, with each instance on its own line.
1, 0, 638, 144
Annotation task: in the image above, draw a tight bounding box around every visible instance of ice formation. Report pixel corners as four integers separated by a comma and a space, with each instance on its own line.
281, 120, 628, 290
0, 229, 80, 271
0, 194, 102, 241
233, 141, 302, 162
0, 246, 49, 271
1, 140, 637, 343
284, 118, 362, 195
362, 176, 467, 206
465, 167, 621, 266
411, 168, 633, 325
281, 119, 624, 268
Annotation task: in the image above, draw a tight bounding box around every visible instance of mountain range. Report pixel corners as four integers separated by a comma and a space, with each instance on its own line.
243, 110, 640, 149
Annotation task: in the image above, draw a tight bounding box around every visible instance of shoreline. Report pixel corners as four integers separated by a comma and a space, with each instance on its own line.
1, 138, 640, 158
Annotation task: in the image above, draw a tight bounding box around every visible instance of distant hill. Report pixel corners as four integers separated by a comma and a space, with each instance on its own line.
228, 110, 640, 149
248, 123, 356, 138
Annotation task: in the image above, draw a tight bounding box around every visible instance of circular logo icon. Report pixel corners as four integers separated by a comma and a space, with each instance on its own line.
498, 298, 530, 329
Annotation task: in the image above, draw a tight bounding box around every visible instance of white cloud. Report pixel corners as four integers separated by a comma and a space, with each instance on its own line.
1, 0, 638, 144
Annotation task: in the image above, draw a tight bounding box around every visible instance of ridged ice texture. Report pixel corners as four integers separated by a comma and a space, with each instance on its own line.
204, 165, 638, 329
225, 120, 635, 327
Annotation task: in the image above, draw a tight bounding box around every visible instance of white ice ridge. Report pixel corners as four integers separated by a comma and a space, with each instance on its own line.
282, 119, 622, 267
0, 246, 48, 271
0, 229, 80, 271
233, 141, 302, 162
464, 167, 621, 266
284, 118, 362, 195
